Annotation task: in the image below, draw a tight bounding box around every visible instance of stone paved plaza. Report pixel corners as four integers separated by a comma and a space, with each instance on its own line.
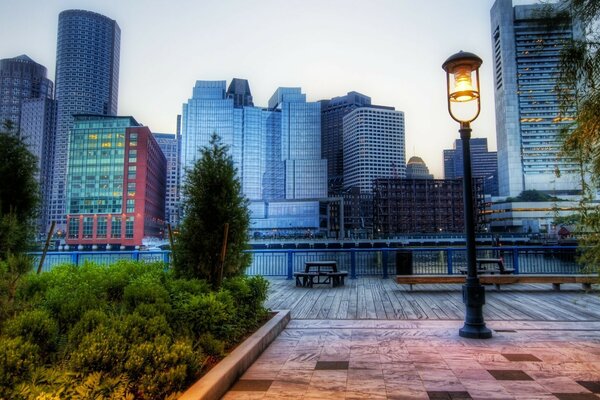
222, 278, 600, 399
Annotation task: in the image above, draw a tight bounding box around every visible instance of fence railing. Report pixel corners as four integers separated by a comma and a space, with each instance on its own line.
30, 246, 582, 278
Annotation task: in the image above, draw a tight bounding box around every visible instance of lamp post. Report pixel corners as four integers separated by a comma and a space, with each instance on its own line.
442, 51, 492, 339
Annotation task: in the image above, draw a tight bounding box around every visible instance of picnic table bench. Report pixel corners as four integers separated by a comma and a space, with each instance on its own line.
396, 273, 598, 291
458, 258, 515, 275
294, 261, 348, 287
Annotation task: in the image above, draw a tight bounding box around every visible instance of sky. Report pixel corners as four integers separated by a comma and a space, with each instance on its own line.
0, 0, 537, 178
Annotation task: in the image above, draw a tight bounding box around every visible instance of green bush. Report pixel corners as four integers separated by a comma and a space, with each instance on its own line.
123, 274, 171, 313
124, 336, 204, 398
4, 309, 59, 356
0, 336, 39, 393
0, 261, 270, 399
70, 325, 128, 373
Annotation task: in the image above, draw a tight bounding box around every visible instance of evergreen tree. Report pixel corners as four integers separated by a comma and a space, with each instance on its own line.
0, 120, 39, 258
174, 133, 251, 287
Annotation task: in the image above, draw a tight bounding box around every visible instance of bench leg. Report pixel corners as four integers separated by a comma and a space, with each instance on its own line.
495, 284, 501, 290
295, 276, 302, 287
552, 283, 561, 291
582, 283, 592, 292
340, 276, 345, 286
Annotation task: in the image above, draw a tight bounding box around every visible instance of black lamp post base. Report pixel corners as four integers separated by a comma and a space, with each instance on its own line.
460, 282, 492, 339
459, 323, 492, 339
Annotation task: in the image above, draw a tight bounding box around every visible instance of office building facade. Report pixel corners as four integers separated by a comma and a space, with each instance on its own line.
65, 115, 166, 248
320, 92, 372, 194
51, 9, 121, 233
181, 80, 327, 233
444, 138, 498, 196
491, 0, 580, 197
20, 98, 57, 235
153, 131, 180, 228
0, 55, 53, 129
343, 107, 406, 193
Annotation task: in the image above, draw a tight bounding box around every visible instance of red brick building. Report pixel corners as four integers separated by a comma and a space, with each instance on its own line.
65, 115, 166, 249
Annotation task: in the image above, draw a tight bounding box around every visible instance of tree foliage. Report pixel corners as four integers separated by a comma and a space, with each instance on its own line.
547, 1, 600, 269
0, 120, 39, 257
174, 133, 251, 287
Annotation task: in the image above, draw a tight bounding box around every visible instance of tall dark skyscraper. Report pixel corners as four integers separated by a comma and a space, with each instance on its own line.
50, 9, 121, 232
226, 78, 254, 107
0, 55, 53, 129
444, 138, 498, 196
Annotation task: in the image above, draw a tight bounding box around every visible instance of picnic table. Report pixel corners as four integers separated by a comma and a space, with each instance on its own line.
459, 258, 515, 275
294, 261, 348, 287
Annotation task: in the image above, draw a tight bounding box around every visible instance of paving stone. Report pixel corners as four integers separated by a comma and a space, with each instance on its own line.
487, 369, 534, 381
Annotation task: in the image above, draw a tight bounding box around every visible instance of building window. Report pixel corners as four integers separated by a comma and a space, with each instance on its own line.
111, 216, 122, 239
126, 199, 135, 213
97, 216, 107, 238
68, 218, 79, 239
125, 216, 134, 239
83, 217, 94, 239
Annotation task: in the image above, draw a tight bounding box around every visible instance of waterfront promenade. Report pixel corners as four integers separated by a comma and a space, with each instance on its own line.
222, 278, 600, 399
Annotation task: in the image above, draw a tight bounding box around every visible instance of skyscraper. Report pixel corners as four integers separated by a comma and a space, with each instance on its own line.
181, 80, 327, 233
0, 55, 53, 129
320, 92, 372, 194
444, 138, 498, 196
320, 92, 394, 194
491, 0, 580, 197
343, 107, 406, 193
153, 131, 180, 228
20, 97, 57, 235
51, 9, 120, 233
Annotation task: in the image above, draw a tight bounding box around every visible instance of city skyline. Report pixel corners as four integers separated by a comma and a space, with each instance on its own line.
0, 0, 542, 178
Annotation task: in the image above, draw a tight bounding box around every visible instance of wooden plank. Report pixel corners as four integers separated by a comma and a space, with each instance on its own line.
263, 277, 600, 321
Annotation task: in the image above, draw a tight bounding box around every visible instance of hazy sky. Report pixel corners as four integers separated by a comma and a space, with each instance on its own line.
0, 0, 536, 178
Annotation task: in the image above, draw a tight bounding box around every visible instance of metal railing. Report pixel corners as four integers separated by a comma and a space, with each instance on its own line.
30, 246, 582, 278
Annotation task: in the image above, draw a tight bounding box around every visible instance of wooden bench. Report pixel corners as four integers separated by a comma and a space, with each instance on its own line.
396, 274, 598, 291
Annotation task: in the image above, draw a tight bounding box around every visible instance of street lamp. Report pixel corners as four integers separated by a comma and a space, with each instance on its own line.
442, 51, 492, 339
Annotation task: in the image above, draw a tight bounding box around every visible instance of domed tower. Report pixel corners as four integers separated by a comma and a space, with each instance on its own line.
405, 156, 433, 179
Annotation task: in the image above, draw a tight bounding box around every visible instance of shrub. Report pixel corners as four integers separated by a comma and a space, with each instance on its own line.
70, 325, 128, 373
172, 291, 237, 341
123, 274, 171, 313
0, 336, 39, 393
198, 333, 225, 357
119, 312, 172, 344
124, 336, 205, 399
67, 309, 110, 351
4, 309, 59, 356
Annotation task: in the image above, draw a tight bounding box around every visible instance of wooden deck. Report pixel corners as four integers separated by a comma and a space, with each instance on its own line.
265, 277, 600, 321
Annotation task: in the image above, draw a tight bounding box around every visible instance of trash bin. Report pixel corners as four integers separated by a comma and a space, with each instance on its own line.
396, 250, 413, 275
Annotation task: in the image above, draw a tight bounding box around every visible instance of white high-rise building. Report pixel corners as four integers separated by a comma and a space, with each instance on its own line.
343, 108, 406, 193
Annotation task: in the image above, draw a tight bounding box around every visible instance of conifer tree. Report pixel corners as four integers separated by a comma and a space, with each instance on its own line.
0, 120, 39, 258
174, 133, 251, 287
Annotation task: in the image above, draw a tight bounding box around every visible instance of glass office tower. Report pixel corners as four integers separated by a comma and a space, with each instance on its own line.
51, 10, 120, 233
181, 80, 327, 233
491, 0, 580, 197
444, 138, 498, 196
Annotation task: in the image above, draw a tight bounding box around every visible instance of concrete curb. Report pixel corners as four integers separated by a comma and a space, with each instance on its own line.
179, 310, 291, 400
